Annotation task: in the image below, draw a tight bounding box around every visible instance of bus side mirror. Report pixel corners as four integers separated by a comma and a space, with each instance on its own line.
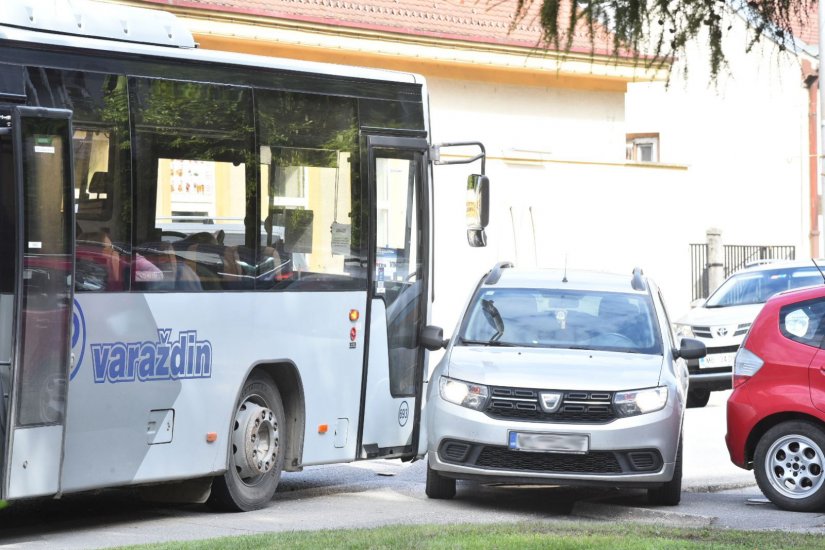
466, 174, 489, 248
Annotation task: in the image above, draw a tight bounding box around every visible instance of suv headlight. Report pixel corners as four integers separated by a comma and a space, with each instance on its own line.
614, 386, 668, 417
675, 324, 694, 338
439, 376, 489, 411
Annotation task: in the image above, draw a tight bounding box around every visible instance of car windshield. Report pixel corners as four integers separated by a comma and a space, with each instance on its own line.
458, 288, 662, 354
704, 267, 823, 308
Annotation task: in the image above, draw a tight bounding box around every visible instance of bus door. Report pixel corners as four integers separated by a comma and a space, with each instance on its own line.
1, 107, 74, 500
359, 135, 429, 460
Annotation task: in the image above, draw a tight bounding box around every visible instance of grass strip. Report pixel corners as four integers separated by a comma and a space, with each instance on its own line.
116, 521, 824, 549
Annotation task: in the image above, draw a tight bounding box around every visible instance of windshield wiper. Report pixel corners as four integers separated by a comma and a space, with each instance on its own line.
460, 338, 518, 347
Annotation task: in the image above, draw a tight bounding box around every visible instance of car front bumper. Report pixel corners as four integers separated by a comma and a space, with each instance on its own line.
427, 393, 682, 486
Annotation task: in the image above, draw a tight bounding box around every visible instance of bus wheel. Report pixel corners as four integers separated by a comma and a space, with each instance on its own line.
208, 372, 285, 511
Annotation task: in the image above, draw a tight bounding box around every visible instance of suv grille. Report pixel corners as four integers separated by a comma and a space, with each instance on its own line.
486, 386, 615, 423
693, 323, 751, 339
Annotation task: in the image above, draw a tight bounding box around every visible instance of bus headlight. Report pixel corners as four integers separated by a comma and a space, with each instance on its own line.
614, 386, 668, 417
439, 376, 489, 411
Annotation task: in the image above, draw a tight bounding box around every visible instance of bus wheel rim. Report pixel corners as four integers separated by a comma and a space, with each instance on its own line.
232, 400, 278, 481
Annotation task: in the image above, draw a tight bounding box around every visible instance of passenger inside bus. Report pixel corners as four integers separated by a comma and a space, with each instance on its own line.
138, 241, 201, 291
76, 231, 126, 291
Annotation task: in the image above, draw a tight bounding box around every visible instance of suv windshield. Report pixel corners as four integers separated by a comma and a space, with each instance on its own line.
459, 288, 662, 354
705, 267, 823, 308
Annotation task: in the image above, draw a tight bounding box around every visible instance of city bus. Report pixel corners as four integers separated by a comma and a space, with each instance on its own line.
0, 0, 488, 511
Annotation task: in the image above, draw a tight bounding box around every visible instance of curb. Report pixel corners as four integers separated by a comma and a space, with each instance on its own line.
572, 501, 716, 528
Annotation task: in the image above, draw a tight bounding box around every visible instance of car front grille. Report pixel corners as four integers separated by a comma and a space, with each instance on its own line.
437, 440, 663, 476
486, 386, 616, 423
476, 446, 622, 473
692, 323, 751, 339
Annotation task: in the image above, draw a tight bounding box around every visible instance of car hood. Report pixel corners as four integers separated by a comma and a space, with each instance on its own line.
444, 346, 664, 391
676, 303, 763, 326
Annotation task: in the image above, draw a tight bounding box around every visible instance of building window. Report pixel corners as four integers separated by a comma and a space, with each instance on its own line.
626, 133, 660, 163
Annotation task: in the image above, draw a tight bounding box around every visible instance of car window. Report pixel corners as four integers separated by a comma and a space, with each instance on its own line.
458, 288, 662, 354
779, 298, 825, 348
705, 267, 823, 308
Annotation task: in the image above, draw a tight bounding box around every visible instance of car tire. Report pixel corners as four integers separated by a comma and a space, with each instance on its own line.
686, 388, 710, 408
208, 372, 285, 511
426, 461, 456, 499
648, 437, 682, 506
754, 421, 825, 512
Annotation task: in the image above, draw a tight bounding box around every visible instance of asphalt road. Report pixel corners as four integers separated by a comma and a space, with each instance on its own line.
1, 391, 824, 549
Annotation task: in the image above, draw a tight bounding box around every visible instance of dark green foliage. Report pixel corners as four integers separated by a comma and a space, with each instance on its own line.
512, 0, 816, 80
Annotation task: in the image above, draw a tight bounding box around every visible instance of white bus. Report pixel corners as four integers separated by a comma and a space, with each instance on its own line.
0, 0, 488, 511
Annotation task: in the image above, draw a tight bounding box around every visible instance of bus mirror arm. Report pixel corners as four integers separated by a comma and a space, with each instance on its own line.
431, 141, 486, 175
421, 325, 448, 351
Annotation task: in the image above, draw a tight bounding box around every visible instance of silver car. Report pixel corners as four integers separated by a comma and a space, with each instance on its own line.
421, 262, 706, 505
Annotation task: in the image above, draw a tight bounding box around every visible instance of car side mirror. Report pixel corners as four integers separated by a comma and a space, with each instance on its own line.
421, 325, 449, 351
675, 337, 707, 360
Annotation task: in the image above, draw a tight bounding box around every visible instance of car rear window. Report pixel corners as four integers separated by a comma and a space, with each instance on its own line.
458, 288, 662, 354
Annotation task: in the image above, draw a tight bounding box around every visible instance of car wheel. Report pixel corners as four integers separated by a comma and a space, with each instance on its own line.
754, 421, 825, 512
686, 388, 710, 408
648, 437, 682, 506
208, 372, 285, 511
426, 460, 456, 499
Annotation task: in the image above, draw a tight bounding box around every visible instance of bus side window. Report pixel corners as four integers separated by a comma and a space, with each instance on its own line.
130, 77, 255, 292
23, 68, 134, 292
256, 90, 366, 291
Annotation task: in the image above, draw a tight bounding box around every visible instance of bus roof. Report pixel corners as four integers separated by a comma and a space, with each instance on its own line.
0, 0, 421, 86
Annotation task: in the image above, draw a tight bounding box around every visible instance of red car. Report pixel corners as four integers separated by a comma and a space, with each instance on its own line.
726, 282, 825, 511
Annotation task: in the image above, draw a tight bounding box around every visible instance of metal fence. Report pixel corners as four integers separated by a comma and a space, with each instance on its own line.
689, 244, 796, 301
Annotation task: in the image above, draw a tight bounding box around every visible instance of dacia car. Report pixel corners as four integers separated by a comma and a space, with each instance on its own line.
422, 263, 706, 505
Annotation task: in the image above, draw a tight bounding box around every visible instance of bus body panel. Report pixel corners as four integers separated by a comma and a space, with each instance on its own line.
361, 298, 415, 452
63, 290, 369, 491
7, 425, 62, 498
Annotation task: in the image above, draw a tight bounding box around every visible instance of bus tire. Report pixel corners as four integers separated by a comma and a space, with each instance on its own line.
208, 372, 285, 512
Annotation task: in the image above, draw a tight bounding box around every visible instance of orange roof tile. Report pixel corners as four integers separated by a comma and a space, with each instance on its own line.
787, 1, 818, 47
135, 0, 619, 56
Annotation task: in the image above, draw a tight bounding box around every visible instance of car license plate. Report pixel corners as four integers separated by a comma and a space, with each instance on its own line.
508, 432, 589, 454
699, 352, 736, 369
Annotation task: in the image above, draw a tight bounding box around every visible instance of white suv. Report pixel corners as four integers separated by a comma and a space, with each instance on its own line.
421, 263, 705, 505
675, 260, 824, 407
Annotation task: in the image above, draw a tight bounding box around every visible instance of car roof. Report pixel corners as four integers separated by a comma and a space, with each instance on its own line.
733, 259, 825, 275
765, 281, 825, 305
487, 267, 650, 295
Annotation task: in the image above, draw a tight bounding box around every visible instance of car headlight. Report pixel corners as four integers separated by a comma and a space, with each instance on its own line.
614, 386, 668, 417
674, 324, 694, 338
439, 376, 489, 411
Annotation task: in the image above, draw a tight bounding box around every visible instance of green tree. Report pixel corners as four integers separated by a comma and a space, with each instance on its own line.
513, 0, 815, 79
